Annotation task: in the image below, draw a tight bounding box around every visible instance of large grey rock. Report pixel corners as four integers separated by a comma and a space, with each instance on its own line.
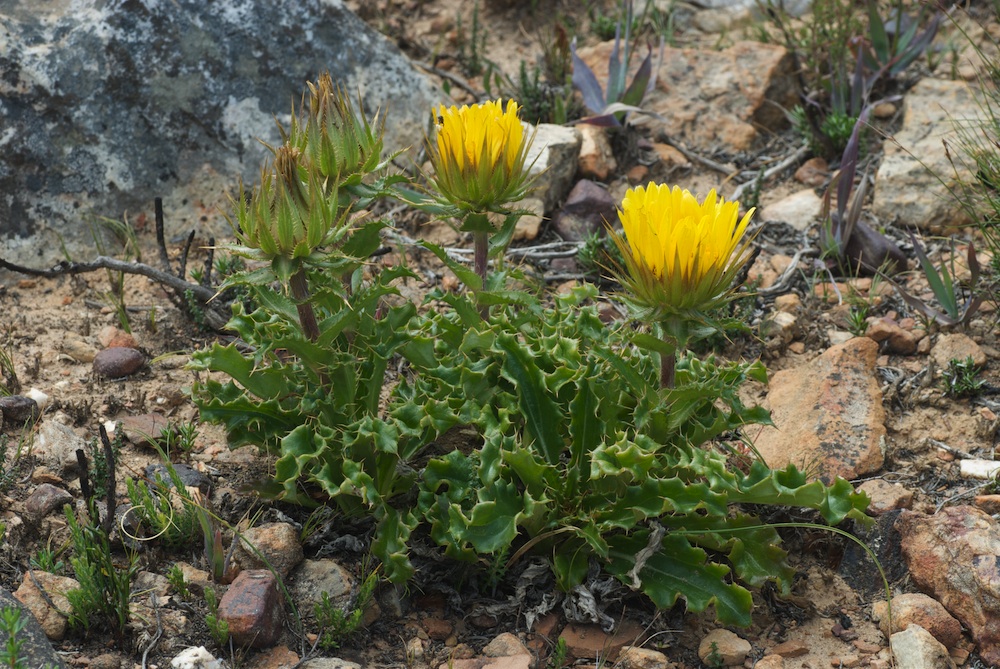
0, 0, 444, 267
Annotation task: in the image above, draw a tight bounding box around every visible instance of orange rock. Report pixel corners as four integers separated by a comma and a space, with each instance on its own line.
753, 337, 886, 481
896, 506, 1000, 662
795, 157, 829, 186
561, 620, 645, 662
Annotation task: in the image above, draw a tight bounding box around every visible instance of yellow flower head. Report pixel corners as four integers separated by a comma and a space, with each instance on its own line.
610, 183, 756, 317
430, 99, 532, 214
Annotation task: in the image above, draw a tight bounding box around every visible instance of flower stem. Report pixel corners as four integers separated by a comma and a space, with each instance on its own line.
657, 318, 685, 390
474, 230, 489, 319
660, 344, 676, 389
289, 268, 320, 342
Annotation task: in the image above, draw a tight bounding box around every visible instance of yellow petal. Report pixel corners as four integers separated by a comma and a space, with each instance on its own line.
431, 99, 530, 212
616, 182, 755, 314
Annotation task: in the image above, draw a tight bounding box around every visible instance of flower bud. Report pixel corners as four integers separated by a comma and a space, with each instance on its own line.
231, 146, 341, 279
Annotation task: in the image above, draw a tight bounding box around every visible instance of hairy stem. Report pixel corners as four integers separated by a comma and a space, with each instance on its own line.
660, 345, 676, 390
474, 230, 489, 319
658, 318, 683, 390
289, 267, 320, 342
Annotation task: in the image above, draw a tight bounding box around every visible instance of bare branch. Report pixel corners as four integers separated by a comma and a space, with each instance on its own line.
0, 255, 230, 330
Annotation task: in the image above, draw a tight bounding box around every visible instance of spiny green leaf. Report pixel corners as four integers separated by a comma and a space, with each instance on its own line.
607, 533, 754, 626
452, 480, 525, 553
672, 515, 793, 591
341, 219, 386, 259
422, 451, 475, 502
193, 380, 299, 449
591, 437, 656, 480
553, 540, 591, 590
505, 447, 558, 498
496, 334, 565, 465
568, 370, 602, 490
372, 507, 416, 583
194, 344, 290, 400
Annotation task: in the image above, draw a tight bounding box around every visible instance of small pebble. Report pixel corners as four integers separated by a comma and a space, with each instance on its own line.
60, 337, 97, 363
770, 640, 809, 658
794, 156, 829, 186
25, 483, 73, 519
24, 388, 49, 411
0, 395, 41, 427
626, 164, 649, 183
97, 325, 136, 349
951, 647, 971, 664
872, 101, 897, 118
92, 347, 146, 379
853, 639, 882, 654
145, 463, 213, 497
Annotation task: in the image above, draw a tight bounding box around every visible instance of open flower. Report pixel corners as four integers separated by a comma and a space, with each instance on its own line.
430, 99, 532, 215
610, 183, 756, 319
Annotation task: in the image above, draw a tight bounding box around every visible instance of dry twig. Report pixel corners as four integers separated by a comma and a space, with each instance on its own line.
0, 255, 229, 330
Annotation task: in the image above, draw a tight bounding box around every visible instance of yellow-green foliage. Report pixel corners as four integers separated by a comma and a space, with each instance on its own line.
190, 86, 871, 627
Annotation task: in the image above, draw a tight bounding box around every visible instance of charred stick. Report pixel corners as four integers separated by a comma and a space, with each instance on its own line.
0, 256, 215, 303
76, 449, 91, 502
0, 255, 229, 330
203, 237, 216, 287
179, 229, 196, 281
154, 197, 174, 276
98, 424, 117, 536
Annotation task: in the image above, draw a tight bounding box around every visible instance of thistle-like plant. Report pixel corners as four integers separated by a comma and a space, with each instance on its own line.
409, 285, 869, 625
427, 99, 535, 292
284, 73, 402, 210
191, 77, 423, 577
230, 152, 339, 337
606, 183, 756, 388
195, 88, 873, 626
224, 75, 401, 342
